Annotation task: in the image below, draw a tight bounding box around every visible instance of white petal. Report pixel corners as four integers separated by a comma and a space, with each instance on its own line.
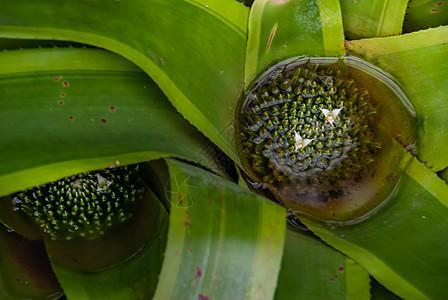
319, 108, 330, 118
303, 139, 313, 147
331, 108, 343, 118
294, 131, 302, 143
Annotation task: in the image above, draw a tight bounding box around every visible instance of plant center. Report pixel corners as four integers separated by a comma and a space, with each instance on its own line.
241, 64, 377, 184
238, 57, 416, 224
14, 165, 144, 240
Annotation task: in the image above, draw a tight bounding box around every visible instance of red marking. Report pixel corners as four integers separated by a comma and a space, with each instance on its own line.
101, 118, 107, 123
195, 267, 202, 279
198, 294, 209, 300
175, 251, 179, 256
435, 2, 442, 5
54, 76, 61, 82
60, 93, 66, 98
266, 23, 278, 54
334, 274, 338, 278
148, 114, 151, 119
330, 277, 334, 281
69, 116, 74, 120
63, 81, 69, 87
58, 100, 64, 105
109, 106, 116, 113
338, 266, 344, 271
432, 9, 439, 12
189, 248, 192, 253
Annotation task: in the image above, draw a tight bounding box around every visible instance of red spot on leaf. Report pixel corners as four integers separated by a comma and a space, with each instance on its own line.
184, 210, 191, 226
432, 8, 439, 12
109, 106, 116, 113
54, 76, 61, 82
334, 274, 338, 278
198, 294, 209, 300
330, 277, 334, 281
60, 93, 66, 98
435, 2, 442, 5
101, 118, 107, 123
148, 114, 151, 119
189, 248, 192, 254
338, 266, 344, 271
58, 101, 64, 105
63, 81, 70, 87
69, 116, 74, 120
195, 267, 202, 279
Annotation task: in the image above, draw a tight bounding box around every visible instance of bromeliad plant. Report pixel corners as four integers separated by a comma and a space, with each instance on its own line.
0, 0, 448, 299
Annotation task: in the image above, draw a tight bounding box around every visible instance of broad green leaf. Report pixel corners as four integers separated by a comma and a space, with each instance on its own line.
347, 26, 448, 172
339, 0, 408, 39
274, 227, 370, 300
0, 47, 220, 197
147, 158, 286, 300
48, 187, 168, 299
245, 0, 345, 85
0, 224, 62, 300
300, 155, 448, 300
403, 0, 448, 33
0, 0, 249, 164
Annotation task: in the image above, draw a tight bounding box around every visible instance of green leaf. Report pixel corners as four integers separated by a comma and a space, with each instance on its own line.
147, 158, 286, 300
245, 0, 345, 85
339, 0, 408, 39
47, 187, 168, 299
300, 155, 448, 300
0, 224, 62, 300
274, 228, 370, 300
403, 0, 448, 33
0, 0, 249, 164
371, 277, 403, 300
0, 47, 220, 197
346, 26, 448, 171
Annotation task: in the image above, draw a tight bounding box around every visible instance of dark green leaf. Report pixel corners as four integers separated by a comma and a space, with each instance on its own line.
274, 228, 370, 300
148, 158, 286, 300
0, 47, 220, 197
0, 0, 249, 164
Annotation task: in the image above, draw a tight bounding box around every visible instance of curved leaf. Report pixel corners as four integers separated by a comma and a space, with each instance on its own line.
403, 0, 448, 33
245, 0, 345, 85
0, 47, 220, 197
147, 158, 286, 300
339, 0, 408, 39
274, 227, 370, 300
300, 154, 448, 300
47, 187, 168, 299
346, 26, 448, 171
0, 224, 62, 300
0, 0, 249, 164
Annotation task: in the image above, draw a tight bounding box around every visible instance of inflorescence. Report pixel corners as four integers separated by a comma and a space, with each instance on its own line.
14, 165, 145, 240
240, 64, 379, 185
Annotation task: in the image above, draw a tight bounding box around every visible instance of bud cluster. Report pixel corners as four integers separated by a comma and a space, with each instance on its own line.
14, 165, 144, 240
